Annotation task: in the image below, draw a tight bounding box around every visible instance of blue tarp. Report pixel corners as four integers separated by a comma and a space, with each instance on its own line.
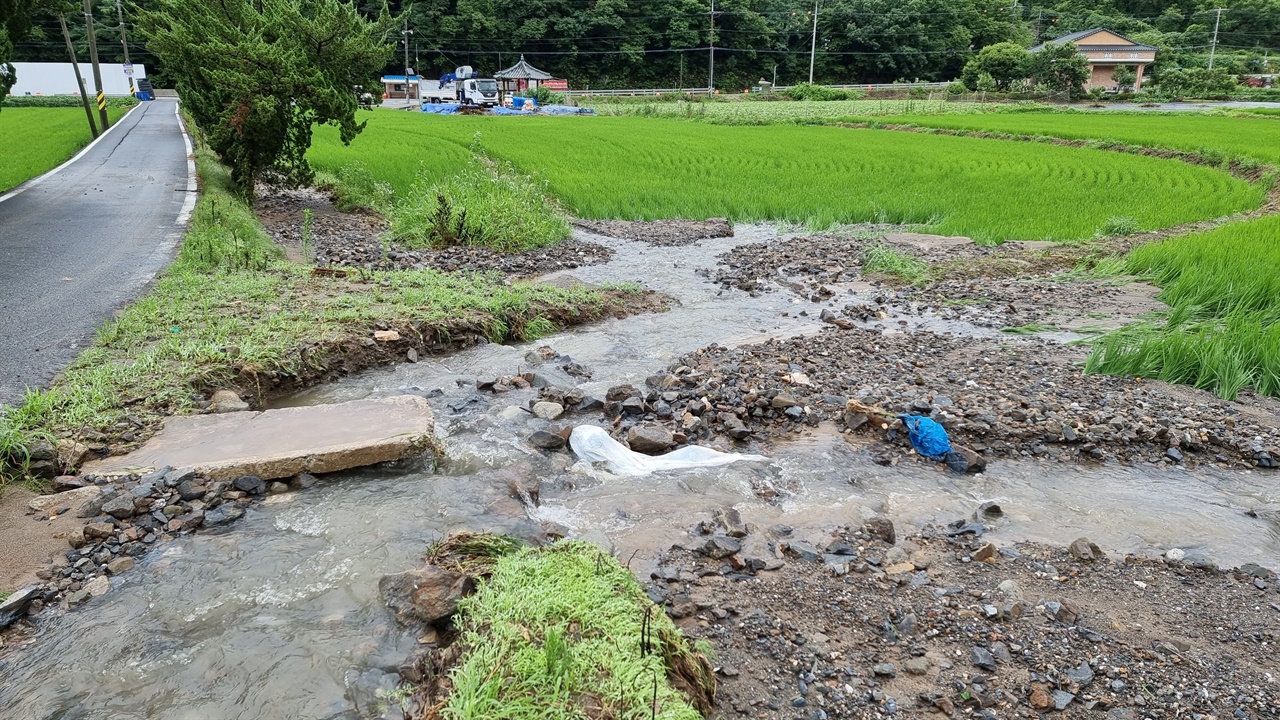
898, 414, 952, 459
420, 103, 461, 114
491, 107, 529, 115
540, 104, 597, 115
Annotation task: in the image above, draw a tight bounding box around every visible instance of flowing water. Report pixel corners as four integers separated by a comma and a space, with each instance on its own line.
3, 227, 1278, 719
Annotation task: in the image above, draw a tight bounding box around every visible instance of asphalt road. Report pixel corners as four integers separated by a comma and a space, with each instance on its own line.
0, 99, 193, 406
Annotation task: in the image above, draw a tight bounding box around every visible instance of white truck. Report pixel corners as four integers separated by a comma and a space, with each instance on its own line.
421, 66, 501, 107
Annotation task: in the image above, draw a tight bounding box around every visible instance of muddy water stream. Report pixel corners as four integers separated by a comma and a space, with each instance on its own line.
4, 228, 1279, 719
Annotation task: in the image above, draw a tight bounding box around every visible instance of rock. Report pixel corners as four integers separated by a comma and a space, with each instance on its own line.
57, 440, 92, 471
1065, 661, 1094, 687
700, 535, 742, 559
0, 586, 41, 629
944, 446, 987, 474
1052, 690, 1076, 711
884, 546, 908, 564
531, 401, 565, 420
627, 424, 674, 455
233, 474, 267, 495
106, 557, 136, 574
770, 393, 799, 409
863, 515, 896, 544
27, 485, 101, 514
67, 527, 87, 549
843, 410, 869, 431
970, 646, 997, 671
85, 575, 111, 598
52, 475, 88, 491
268, 482, 289, 494
25, 439, 56, 462
1069, 537, 1104, 561
373, 329, 400, 342
885, 562, 916, 575
1029, 684, 1054, 711
1166, 446, 1184, 463
620, 397, 645, 415
84, 522, 116, 539
722, 415, 752, 440
903, 657, 930, 675
1164, 548, 1186, 563
406, 348, 419, 363
528, 430, 566, 450
210, 389, 251, 413
101, 494, 137, 519
379, 567, 473, 626
786, 540, 821, 563
290, 473, 318, 490
177, 480, 206, 501
871, 663, 896, 678
971, 542, 998, 562
714, 507, 748, 538
204, 504, 245, 526
574, 396, 604, 413
85, 395, 436, 481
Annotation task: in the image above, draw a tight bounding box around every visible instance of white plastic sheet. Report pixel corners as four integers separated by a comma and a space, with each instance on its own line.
568, 425, 770, 477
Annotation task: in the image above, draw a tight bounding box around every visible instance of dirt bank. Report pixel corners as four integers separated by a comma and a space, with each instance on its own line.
256, 186, 615, 276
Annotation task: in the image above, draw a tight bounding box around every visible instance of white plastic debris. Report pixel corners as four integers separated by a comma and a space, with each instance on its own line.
568, 425, 770, 477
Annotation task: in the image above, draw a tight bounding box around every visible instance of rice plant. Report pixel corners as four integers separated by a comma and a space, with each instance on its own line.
308, 112, 1260, 243
1086, 215, 1280, 400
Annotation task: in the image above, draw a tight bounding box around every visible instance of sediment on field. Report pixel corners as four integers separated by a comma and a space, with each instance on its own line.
382, 534, 715, 720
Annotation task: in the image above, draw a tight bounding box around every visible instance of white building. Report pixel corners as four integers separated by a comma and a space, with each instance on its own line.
7, 62, 147, 97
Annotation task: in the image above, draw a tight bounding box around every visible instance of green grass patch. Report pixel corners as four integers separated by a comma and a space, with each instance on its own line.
390, 154, 570, 252
442, 540, 713, 719
1086, 215, 1280, 400
873, 110, 1280, 166
309, 112, 1261, 244
862, 243, 931, 284
0, 106, 129, 192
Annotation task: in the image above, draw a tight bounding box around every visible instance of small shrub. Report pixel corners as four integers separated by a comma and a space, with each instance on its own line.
784, 83, 865, 101
946, 81, 968, 95
520, 87, 566, 105
1100, 216, 1140, 236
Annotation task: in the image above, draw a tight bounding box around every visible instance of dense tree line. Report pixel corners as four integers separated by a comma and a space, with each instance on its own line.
4, 0, 1278, 91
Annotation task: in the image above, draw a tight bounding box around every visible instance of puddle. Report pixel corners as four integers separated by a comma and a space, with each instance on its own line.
3, 226, 1278, 719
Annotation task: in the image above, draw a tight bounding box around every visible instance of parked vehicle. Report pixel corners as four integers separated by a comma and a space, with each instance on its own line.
421, 66, 501, 107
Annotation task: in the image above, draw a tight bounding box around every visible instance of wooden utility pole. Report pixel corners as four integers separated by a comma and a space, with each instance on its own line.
59, 14, 98, 138
115, 0, 134, 96
84, 0, 110, 131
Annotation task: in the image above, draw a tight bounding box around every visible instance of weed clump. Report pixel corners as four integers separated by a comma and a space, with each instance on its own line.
391, 155, 570, 253
863, 243, 932, 285
1100, 216, 1140, 236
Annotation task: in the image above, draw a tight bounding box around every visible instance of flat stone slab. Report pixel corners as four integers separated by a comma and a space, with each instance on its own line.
882, 232, 974, 252
85, 395, 435, 481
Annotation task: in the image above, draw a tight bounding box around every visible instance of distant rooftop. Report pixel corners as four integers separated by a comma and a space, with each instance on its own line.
1031, 27, 1157, 53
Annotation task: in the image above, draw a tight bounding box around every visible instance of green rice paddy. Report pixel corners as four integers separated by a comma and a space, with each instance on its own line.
310, 111, 1261, 243
1086, 214, 1280, 400
872, 110, 1280, 165
0, 107, 129, 192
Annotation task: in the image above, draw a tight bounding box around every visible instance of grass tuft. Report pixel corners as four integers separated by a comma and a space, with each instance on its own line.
440, 540, 713, 719
862, 243, 931, 284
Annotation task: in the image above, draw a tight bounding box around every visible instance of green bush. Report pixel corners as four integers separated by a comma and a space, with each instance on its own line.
520, 87, 566, 105
2, 95, 138, 109
1100, 216, 1140, 236
391, 154, 570, 252
784, 83, 866, 101
946, 81, 968, 95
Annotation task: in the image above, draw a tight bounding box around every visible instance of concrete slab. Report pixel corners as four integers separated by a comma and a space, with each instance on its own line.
85, 395, 435, 481
882, 232, 974, 252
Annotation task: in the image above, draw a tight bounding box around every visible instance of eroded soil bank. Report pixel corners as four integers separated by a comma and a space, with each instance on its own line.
2, 201, 1278, 719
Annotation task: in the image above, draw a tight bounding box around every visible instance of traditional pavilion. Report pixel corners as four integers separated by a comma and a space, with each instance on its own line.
494, 55, 555, 94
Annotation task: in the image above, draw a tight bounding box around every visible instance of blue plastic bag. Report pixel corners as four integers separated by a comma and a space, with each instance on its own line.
898, 414, 952, 459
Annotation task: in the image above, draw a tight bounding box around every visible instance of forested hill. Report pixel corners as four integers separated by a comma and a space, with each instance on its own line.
6, 0, 1279, 90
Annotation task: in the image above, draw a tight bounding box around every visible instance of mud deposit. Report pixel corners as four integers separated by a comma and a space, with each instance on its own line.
3, 219, 1279, 720
573, 217, 735, 246
658, 516, 1280, 719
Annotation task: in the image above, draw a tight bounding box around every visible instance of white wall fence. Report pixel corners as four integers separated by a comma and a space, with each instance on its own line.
8, 62, 148, 97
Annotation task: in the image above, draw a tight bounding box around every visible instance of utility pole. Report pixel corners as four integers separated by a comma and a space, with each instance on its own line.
115, 0, 133, 96
402, 18, 414, 108
84, 0, 110, 131
808, 0, 820, 84
679, 51, 685, 92
1034, 9, 1044, 42
708, 0, 715, 91
1208, 8, 1226, 70
1009, 0, 1020, 35
59, 13, 97, 138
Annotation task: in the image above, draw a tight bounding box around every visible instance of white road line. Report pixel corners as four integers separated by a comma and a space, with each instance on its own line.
174, 99, 197, 227
0, 101, 145, 204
